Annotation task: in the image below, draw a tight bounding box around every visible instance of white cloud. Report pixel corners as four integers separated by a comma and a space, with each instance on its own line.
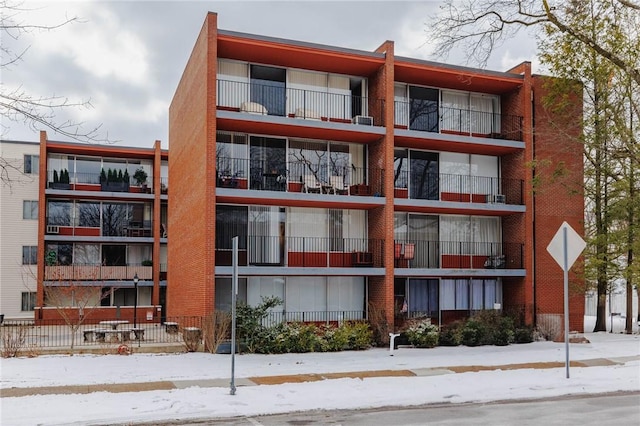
27, 1, 150, 87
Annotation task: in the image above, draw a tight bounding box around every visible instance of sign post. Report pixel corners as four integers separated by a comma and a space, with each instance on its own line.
230, 236, 238, 395
546, 221, 586, 379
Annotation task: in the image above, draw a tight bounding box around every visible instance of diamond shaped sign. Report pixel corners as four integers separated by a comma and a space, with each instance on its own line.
546, 221, 586, 272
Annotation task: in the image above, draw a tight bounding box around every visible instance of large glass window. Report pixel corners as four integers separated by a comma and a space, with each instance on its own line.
47, 201, 72, 226
73, 244, 100, 264
408, 278, 439, 317
102, 244, 126, 266
75, 157, 101, 184
216, 132, 248, 179
250, 136, 286, 191
250, 65, 286, 117
409, 86, 439, 132
46, 243, 72, 265
102, 203, 130, 236
410, 150, 439, 200
76, 202, 100, 227
216, 205, 248, 250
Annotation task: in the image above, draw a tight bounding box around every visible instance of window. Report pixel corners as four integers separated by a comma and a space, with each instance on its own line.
21, 292, 36, 311
24, 155, 39, 174
22, 246, 37, 265
23, 200, 38, 220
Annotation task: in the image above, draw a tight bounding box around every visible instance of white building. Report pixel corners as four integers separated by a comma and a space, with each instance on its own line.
0, 140, 40, 320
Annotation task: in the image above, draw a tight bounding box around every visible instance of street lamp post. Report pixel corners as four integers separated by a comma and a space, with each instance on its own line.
133, 273, 139, 329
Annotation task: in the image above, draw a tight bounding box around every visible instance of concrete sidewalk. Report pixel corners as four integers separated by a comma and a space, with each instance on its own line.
3, 355, 637, 399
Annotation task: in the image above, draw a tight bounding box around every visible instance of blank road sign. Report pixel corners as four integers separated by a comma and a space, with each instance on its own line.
546, 221, 586, 271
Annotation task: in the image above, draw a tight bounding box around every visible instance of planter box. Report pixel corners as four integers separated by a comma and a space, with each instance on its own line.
349, 184, 370, 196
394, 188, 408, 198
101, 182, 130, 192
49, 182, 71, 190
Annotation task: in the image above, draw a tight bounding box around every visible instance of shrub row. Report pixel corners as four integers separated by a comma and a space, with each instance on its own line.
403, 311, 534, 348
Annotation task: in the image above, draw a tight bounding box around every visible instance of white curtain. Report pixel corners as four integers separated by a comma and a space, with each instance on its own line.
441, 91, 469, 133
471, 279, 484, 310
441, 279, 456, 310
217, 59, 249, 108
328, 74, 351, 118
394, 83, 408, 127
288, 69, 327, 117
470, 95, 494, 135
327, 277, 364, 320
286, 276, 327, 320
440, 152, 470, 194
471, 216, 501, 255
248, 206, 280, 264
470, 154, 499, 196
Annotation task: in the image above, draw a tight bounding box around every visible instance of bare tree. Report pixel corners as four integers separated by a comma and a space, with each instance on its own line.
430, 0, 640, 85
1, 0, 112, 185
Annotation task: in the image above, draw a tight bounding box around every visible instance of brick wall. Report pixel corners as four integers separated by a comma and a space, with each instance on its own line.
167, 13, 218, 318
531, 75, 585, 332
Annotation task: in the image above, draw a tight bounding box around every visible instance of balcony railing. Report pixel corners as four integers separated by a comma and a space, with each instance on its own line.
393, 240, 524, 269
392, 171, 523, 205
46, 171, 162, 194
45, 218, 154, 237
216, 157, 384, 196
44, 264, 153, 281
394, 101, 523, 141
217, 79, 384, 126
215, 236, 385, 268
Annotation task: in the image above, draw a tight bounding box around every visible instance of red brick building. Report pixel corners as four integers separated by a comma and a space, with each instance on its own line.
167, 13, 584, 333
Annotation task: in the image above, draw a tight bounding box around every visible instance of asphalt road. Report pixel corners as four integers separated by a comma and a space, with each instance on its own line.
146, 392, 640, 426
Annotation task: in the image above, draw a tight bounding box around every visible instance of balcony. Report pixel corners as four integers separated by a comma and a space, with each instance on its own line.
217, 80, 384, 127
216, 158, 383, 196
46, 171, 165, 194
393, 171, 523, 205
215, 236, 385, 268
394, 102, 523, 142
44, 264, 153, 281
393, 240, 524, 269
45, 219, 154, 238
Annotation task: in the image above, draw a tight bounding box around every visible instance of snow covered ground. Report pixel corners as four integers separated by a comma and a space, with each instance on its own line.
1, 317, 639, 426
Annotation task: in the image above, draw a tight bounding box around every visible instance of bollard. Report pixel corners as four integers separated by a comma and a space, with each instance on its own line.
389, 332, 401, 356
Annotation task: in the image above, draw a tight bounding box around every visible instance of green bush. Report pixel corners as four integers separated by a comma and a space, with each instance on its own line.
438, 321, 463, 346
344, 322, 373, 350
494, 317, 515, 346
514, 326, 534, 343
461, 319, 488, 346
405, 320, 439, 348
235, 296, 283, 353
321, 324, 350, 352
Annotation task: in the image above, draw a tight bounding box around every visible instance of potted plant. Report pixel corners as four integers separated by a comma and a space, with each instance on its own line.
50, 169, 71, 190
133, 168, 148, 192
141, 259, 153, 266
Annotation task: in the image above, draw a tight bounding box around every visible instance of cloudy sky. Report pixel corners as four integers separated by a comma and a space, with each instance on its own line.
3, 0, 539, 149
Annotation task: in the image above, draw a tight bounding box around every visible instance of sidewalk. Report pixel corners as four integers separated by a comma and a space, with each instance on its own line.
2, 332, 639, 426
2, 352, 637, 398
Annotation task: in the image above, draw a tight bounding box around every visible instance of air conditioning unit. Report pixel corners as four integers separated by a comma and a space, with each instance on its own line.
352, 115, 373, 126
46, 225, 60, 234
493, 194, 506, 204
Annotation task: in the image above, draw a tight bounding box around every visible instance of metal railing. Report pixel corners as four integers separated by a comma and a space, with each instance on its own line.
46, 171, 156, 193
215, 236, 385, 268
45, 217, 154, 237
217, 79, 384, 126
394, 101, 523, 141
44, 264, 154, 281
393, 240, 524, 269
216, 157, 383, 195
392, 170, 524, 205
0, 312, 367, 349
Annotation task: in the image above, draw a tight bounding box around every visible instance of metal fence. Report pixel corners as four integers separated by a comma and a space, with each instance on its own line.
0, 311, 368, 350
